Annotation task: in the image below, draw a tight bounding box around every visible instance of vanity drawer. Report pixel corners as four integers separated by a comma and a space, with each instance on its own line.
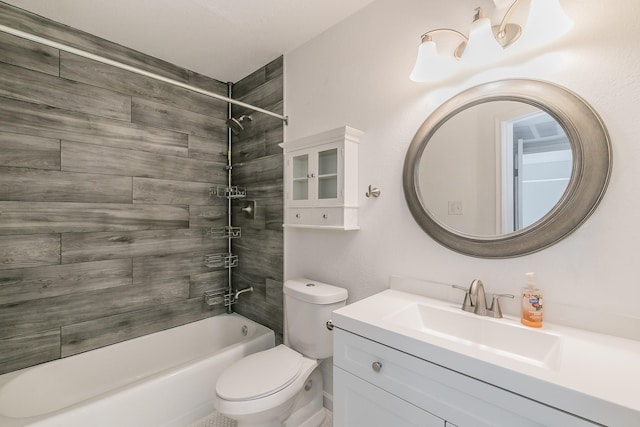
285, 207, 346, 228
334, 328, 597, 427
314, 207, 343, 227
285, 207, 312, 225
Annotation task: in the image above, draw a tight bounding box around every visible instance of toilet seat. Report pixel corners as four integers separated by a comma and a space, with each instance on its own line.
216, 345, 303, 401
215, 346, 319, 421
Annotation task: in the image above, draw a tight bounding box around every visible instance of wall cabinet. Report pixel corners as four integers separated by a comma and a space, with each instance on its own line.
333, 328, 598, 427
281, 126, 362, 230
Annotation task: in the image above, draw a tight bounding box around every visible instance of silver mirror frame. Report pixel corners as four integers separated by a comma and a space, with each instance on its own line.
403, 79, 612, 258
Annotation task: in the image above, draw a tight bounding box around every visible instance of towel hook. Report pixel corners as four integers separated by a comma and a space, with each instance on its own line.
365, 185, 381, 198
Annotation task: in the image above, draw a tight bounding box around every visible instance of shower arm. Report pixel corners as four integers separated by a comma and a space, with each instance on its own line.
0, 24, 289, 124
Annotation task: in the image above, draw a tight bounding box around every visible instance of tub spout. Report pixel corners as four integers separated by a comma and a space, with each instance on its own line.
234, 286, 253, 301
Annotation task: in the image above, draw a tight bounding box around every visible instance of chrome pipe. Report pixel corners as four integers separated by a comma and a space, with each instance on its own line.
226, 82, 233, 314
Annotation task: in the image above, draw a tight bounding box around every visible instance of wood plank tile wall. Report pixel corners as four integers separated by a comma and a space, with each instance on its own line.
230, 57, 285, 341
0, 2, 266, 374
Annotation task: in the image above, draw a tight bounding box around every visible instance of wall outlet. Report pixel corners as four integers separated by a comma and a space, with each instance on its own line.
448, 200, 463, 215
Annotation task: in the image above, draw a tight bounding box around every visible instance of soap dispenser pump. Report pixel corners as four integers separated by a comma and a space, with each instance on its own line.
521, 272, 543, 328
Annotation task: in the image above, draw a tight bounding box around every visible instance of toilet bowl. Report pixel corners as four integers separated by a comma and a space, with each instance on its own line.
216, 345, 321, 427
214, 279, 348, 427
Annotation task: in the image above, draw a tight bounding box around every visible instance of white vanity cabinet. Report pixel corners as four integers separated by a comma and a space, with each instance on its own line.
281, 126, 362, 230
333, 328, 598, 427
335, 368, 444, 427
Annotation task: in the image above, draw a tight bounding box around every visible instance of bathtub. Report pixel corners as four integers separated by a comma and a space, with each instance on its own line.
0, 313, 274, 427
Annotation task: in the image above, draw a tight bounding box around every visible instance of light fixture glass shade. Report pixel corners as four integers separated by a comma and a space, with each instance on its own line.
461, 13, 504, 65
410, 39, 457, 82
518, 0, 574, 48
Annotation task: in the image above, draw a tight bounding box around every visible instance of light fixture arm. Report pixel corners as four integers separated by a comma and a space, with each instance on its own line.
494, 0, 525, 46
419, 28, 469, 59
497, 0, 524, 34
420, 28, 468, 44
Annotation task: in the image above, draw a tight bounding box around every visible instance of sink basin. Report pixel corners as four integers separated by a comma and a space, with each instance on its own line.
332, 286, 640, 426
383, 301, 562, 369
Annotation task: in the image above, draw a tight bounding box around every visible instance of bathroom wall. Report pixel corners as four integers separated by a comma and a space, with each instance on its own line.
0, 3, 232, 374
284, 0, 640, 338
230, 57, 285, 340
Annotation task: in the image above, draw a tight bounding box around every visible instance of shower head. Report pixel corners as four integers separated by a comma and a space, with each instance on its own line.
226, 115, 253, 135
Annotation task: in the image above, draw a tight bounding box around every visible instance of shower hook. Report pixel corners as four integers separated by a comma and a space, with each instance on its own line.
365, 185, 381, 198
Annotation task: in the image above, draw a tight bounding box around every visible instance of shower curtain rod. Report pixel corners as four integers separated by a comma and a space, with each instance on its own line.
0, 24, 289, 124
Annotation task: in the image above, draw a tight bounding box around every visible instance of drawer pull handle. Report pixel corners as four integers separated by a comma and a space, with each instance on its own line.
295, 213, 301, 219
323, 214, 329, 219
372, 361, 382, 372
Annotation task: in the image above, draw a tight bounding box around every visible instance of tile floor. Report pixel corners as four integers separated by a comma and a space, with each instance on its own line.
187, 409, 333, 427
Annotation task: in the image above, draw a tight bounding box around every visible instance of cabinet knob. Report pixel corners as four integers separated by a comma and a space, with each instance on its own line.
307, 173, 315, 178
372, 361, 382, 372
295, 213, 301, 219
322, 214, 329, 219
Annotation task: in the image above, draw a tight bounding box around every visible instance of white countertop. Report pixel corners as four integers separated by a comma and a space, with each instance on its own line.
332, 288, 640, 427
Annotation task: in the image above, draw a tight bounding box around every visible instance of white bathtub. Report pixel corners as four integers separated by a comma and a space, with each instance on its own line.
0, 313, 275, 427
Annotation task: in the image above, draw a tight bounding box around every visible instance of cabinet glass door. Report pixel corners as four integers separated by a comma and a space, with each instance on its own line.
292, 154, 309, 201
317, 148, 338, 199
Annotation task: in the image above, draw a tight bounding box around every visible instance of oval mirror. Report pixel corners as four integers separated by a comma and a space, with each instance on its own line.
403, 79, 612, 258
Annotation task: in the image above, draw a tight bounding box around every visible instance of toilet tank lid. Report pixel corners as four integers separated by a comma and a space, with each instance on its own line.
284, 279, 348, 304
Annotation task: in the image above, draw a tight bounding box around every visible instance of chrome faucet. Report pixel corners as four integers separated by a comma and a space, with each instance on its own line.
452, 280, 514, 318
468, 279, 488, 316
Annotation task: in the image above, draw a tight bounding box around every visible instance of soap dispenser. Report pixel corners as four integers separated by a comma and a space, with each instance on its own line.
521, 272, 543, 328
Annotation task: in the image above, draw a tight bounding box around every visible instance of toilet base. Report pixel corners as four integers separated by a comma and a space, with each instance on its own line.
283, 369, 324, 427
291, 407, 326, 427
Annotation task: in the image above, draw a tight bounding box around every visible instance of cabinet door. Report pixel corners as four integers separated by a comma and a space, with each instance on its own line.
334, 367, 444, 427
290, 151, 311, 203
287, 146, 343, 206
316, 147, 339, 201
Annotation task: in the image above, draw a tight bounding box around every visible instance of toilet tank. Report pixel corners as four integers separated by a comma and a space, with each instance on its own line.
284, 279, 348, 359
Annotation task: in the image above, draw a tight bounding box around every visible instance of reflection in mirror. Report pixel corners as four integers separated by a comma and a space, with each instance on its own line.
418, 101, 571, 237
508, 110, 571, 232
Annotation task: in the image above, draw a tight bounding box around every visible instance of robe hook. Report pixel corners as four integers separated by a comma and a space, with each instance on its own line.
365, 185, 381, 198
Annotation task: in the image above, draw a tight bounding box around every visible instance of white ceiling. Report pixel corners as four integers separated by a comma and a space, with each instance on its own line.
4, 0, 376, 82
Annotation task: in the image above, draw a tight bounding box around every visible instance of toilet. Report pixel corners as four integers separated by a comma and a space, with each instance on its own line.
215, 278, 348, 427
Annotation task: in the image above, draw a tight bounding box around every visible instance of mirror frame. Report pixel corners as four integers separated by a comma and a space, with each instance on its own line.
403, 79, 612, 258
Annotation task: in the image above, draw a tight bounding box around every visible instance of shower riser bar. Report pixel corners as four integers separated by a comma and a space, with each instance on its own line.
0, 24, 288, 124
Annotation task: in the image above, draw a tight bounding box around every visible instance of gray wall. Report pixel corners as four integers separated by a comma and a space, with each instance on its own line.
231, 58, 285, 341
0, 2, 283, 375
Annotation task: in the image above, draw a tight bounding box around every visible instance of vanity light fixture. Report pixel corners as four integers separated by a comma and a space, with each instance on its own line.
461, 7, 505, 66
410, 0, 573, 82
409, 28, 467, 82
